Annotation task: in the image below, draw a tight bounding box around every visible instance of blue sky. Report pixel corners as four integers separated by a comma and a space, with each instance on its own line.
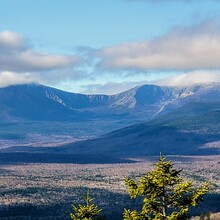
0, 0, 220, 94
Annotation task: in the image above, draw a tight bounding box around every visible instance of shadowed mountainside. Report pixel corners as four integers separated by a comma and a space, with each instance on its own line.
3, 104, 220, 157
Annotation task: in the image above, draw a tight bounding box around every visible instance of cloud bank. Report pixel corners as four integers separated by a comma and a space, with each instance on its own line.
155, 71, 220, 86
96, 20, 220, 71
1, 19, 220, 94
0, 71, 40, 88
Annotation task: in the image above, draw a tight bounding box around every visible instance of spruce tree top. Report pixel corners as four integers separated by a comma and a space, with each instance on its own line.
124, 154, 209, 220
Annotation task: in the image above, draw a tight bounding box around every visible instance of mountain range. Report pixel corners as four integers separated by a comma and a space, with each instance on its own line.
1, 82, 220, 122
0, 82, 220, 157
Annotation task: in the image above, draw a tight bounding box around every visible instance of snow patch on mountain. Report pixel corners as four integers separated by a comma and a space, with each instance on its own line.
45, 90, 67, 107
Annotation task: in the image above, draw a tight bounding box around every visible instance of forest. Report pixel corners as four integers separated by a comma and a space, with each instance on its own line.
0, 155, 219, 220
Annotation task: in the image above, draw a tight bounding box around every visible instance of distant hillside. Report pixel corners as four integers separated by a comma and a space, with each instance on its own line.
4, 103, 220, 156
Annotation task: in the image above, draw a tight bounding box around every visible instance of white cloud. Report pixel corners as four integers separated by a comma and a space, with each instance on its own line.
60, 70, 220, 94
0, 31, 80, 72
96, 20, 220, 71
0, 31, 26, 50
155, 70, 220, 86
0, 71, 40, 88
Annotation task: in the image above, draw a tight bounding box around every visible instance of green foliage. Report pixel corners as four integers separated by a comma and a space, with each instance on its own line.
70, 191, 104, 220
123, 154, 209, 220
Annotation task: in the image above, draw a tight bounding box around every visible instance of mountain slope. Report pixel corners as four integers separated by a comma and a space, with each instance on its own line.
56, 108, 220, 156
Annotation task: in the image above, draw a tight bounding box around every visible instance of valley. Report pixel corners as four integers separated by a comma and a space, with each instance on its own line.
0, 83, 220, 219
0, 120, 131, 149
1, 83, 220, 156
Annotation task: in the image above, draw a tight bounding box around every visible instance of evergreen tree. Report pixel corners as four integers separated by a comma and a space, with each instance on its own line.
124, 154, 209, 220
70, 191, 104, 220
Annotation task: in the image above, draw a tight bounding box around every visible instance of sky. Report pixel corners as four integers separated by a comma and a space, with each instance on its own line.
1, 0, 220, 94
